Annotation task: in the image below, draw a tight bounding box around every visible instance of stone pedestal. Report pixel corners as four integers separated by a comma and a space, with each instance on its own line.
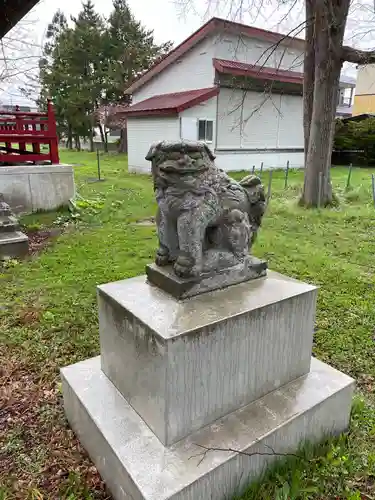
61, 270, 354, 500
0, 164, 75, 213
0, 196, 28, 259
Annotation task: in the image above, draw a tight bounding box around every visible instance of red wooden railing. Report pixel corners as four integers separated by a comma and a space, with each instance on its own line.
0, 100, 59, 164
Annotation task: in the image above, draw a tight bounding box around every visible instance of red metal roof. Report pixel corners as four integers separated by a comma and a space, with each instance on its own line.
125, 17, 305, 95
121, 87, 219, 117
213, 58, 303, 85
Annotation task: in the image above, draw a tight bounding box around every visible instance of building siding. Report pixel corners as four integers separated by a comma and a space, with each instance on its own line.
215, 150, 304, 171
212, 33, 304, 72
354, 64, 375, 96
216, 88, 303, 150
179, 96, 218, 147
353, 94, 375, 116
127, 116, 179, 173
131, 32, 305, 105
132, 38, 215, 104
277, 94, 304, 147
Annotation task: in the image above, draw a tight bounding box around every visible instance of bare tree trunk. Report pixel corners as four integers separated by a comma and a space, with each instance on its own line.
89, 127, 95, 152
74, 135, 81, 151
66, 123, 73, 149
303, 0, 315, 165
98, 123, 108, 153
118, 128, 128, 153
301, 0, 350, 207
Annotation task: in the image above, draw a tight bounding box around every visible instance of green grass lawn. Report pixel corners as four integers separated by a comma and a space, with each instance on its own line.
1, 151, 375, 499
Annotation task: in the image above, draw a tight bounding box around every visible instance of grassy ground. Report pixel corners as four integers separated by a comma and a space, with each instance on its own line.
1, 151, 375, 499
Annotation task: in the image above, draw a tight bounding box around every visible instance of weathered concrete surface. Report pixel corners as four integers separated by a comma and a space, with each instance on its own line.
99, 272, 318, 445
61, 356, 354, 500
0, 164, 75, 213
0, 231, 28, 259
0, 196, 28, 259
146, 256, 267, 299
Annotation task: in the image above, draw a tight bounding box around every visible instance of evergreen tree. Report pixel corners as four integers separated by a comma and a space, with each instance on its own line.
38, 10, 76, 147
70, 1, 107, 150
38, 0, 172, 151
105, 0, 172, 103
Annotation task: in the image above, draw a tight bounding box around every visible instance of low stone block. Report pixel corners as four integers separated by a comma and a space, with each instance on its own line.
0, 215, 20, 232
146, 256, 267, 299
0, 164, 75, 213
99, 271, 317, 445
61, 356, 354, 500
0, 231, 29, 259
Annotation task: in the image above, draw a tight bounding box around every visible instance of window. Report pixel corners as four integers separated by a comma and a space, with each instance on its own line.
198, 119, 213, 142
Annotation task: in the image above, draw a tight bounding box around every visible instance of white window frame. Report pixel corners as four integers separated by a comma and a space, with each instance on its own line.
198, 118, 214, 143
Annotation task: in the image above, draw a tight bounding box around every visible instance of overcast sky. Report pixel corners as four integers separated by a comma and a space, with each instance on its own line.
2, 0, 373, 106
32, 0, 204, 47
0, 0, 208, 105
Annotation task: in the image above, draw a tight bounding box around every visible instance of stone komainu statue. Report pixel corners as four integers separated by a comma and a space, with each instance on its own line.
146, 140, 266, 278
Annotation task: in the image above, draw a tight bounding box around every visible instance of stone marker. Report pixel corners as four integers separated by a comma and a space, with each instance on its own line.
61, 141, 354, 500
0, 194, 28, 260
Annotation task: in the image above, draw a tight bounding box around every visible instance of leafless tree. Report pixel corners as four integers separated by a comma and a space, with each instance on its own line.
177, 0, 375, 207
0, 21, 42, 105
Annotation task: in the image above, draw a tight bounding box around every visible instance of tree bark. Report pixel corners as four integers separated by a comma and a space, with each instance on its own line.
66, 123, 73, 149
89, 128, 95, 152
341, 46, 375, 64
118, 128, 128, 153
303, 0, 315, 166
74, 135, 81, 151
98, 123, 108, 153
301, 0, 350, 207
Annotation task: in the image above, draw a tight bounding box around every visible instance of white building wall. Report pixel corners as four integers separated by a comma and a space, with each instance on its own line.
215, 150, 304, 171
132, 38, 215, 104
213, 34, 304, 72
127, 116, 179, 173
179, 96, 217, 147
355, 64, 375, 95
217, 87, 303, 149
277, 95, 304, 147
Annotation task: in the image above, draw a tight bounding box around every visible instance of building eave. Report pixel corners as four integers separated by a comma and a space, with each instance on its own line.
121, 87, 219, 118
213, 58, 304, 85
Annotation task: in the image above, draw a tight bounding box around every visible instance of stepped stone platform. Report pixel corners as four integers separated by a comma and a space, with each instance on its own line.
62, 272, 354, 500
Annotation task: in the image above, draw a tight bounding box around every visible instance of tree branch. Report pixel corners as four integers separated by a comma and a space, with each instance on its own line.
342, 45, 375, 64
190, 443, 316, 467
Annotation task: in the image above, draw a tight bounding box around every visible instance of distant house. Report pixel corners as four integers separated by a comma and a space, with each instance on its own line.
353, 64, 375, 116
336, 75, 356, 118
0, 104, 38, 113
121, 17, 356, 173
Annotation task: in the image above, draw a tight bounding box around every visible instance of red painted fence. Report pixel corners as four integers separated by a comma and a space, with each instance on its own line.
0, 100, 59, 165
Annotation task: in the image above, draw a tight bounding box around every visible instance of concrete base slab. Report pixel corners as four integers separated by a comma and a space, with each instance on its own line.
0, 231, 28, 259
146, 256, 267, 299
61, 356, 354, 500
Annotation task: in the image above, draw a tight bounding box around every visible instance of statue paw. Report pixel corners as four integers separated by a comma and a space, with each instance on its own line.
155, 248, 170, 266
174, 255, 200, 278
